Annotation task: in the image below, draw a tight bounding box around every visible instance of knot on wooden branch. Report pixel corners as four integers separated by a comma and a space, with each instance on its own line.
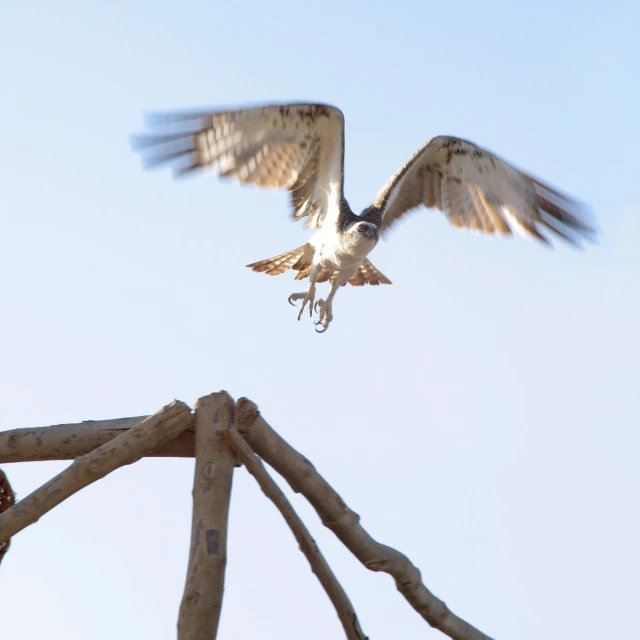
234, 397, 259, 433
0, 468, 15, 563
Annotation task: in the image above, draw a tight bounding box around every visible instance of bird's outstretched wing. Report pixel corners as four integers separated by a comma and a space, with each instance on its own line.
372, 136, 596, 246
131, 103, 345, 229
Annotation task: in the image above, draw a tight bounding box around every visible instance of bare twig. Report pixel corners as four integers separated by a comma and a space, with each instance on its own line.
0, 400, 193, 543
221, 422, 369, 640
0, 468, 15, 563
234, 398, 495, 640
0, 416, 195, 463
178, 392, 236, 640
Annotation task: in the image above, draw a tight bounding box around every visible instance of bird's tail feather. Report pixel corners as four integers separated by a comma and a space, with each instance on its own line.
247, 247, 392, 286
347, 259, 392, 286
246, 244, 313, 276
295, 259, 392, 286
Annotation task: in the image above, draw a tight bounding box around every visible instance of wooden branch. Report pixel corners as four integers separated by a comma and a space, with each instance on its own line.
0, 400, 193, 543
234, 398, 495, 640
1, 395, 497, 640
220, 422, 369, 640
178, 392, 236, 640
0, 416, 195, 463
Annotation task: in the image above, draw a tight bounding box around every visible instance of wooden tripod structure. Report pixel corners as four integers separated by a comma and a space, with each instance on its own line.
0, 391, 495, 640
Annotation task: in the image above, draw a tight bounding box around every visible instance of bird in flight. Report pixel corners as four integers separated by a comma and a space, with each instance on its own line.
131, 102, 595, 332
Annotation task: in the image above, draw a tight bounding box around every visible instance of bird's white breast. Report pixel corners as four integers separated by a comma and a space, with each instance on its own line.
310, 223, 376, 274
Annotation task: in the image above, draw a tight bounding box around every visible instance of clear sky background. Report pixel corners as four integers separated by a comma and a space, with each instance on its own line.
1, 1, 638, 638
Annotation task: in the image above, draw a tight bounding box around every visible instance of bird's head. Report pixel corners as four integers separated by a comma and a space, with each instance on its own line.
349, 221, 380, 242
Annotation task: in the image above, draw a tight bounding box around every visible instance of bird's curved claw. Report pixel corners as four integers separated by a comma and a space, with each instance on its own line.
314, 320, 329, 333
313, 298, 332, 333
288, 294, 298, 307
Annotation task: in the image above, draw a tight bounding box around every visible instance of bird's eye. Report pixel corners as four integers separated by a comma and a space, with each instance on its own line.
358, 224, 367, 232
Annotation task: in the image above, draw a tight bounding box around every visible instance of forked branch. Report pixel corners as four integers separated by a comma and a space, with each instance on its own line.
221, 421, 368, 640
0, 400, 193, 543
0, 394, 497, 640
234, 398, 495, 640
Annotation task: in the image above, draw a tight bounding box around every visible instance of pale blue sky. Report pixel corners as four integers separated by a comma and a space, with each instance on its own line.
1, 1, 638, 639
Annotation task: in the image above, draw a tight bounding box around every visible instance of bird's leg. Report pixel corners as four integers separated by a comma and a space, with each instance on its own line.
313, 278, 342, 333
287, 266, 318, 320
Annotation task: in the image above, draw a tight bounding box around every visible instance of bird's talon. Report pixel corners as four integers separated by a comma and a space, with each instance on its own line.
289, 290, 315, 320
288, 288, 327, 329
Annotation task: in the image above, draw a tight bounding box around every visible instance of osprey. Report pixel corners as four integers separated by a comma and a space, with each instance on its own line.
132, 102, 595, 332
